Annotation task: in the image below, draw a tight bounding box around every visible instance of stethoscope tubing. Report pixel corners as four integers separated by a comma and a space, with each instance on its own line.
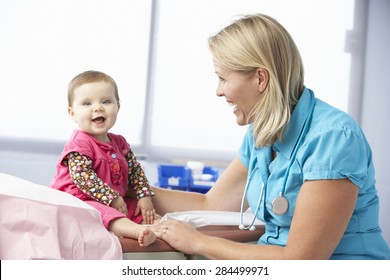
239, 91, 315, 230
239, 167, 262, 230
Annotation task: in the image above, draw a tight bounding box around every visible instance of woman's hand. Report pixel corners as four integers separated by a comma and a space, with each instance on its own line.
110, 195, 128, 215
136, 196, 156, 224
155, 220, 205, 255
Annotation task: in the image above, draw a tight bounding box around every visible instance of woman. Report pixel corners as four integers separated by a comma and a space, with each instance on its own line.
152, 14, 390, 259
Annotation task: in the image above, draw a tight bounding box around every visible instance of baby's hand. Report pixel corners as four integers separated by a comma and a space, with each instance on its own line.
136, 196, 156, 224
110, 195, 128, 215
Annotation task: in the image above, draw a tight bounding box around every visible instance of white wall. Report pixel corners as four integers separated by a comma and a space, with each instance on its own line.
360, 0, 390, 245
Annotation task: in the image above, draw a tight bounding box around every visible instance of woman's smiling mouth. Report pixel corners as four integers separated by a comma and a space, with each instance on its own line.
228, 101, 238, 113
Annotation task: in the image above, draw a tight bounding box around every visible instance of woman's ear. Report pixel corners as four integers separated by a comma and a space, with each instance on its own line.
256, 68, 269, 93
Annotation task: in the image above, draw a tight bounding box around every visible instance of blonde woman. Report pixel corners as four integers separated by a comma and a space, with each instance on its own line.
153, 14, 390, 259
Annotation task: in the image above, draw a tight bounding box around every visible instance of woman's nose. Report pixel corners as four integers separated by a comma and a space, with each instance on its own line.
215, 82, 224, 97
216, 87, 224, 97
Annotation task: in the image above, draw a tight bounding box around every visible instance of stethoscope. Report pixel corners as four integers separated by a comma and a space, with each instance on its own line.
239, 93, 315, 230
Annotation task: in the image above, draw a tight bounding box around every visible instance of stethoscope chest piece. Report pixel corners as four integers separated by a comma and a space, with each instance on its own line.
271, 193, 289, 215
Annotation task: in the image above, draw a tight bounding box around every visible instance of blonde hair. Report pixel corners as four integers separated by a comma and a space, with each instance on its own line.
67, 70, 120, 107
208, 14, 304, 147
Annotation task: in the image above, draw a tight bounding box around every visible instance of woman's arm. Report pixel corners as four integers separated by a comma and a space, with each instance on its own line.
157, 178, 358, 259
152, 157, 248, 215
284, 179, 358, 259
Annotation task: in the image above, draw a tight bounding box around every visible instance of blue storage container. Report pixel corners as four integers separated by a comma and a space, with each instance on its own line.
157, 164, 190, 191
189, 166, 219, 194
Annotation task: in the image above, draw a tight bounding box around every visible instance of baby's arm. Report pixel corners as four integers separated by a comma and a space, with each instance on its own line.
136, 196, 156, 224
124, 149, 155, 199
66, 152, 119, 206
124, 149, 156, 223
110, 195, 128, 215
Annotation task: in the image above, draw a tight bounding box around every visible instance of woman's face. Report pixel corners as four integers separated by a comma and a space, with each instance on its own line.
213, 60, 263, 126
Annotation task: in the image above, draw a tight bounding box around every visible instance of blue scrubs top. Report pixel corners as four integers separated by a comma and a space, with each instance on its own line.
239, 87, 390, 259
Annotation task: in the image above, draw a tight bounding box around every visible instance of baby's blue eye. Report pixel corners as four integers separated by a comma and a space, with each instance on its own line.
83, 101, 91, 106
102, 99, 111, 104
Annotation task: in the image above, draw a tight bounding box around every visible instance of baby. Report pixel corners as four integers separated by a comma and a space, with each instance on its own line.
50, 70, 156, 246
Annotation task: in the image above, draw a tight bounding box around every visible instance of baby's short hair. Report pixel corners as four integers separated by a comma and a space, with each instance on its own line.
67, 70, 119, 107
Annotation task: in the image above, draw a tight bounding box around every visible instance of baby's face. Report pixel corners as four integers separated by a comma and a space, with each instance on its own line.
68, 81, 119, 142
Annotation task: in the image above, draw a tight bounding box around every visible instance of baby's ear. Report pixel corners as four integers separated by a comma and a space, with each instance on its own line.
68, 106, 76, 121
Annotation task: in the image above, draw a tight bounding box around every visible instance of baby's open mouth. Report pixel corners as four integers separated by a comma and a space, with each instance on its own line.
92, 117, 105, 124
